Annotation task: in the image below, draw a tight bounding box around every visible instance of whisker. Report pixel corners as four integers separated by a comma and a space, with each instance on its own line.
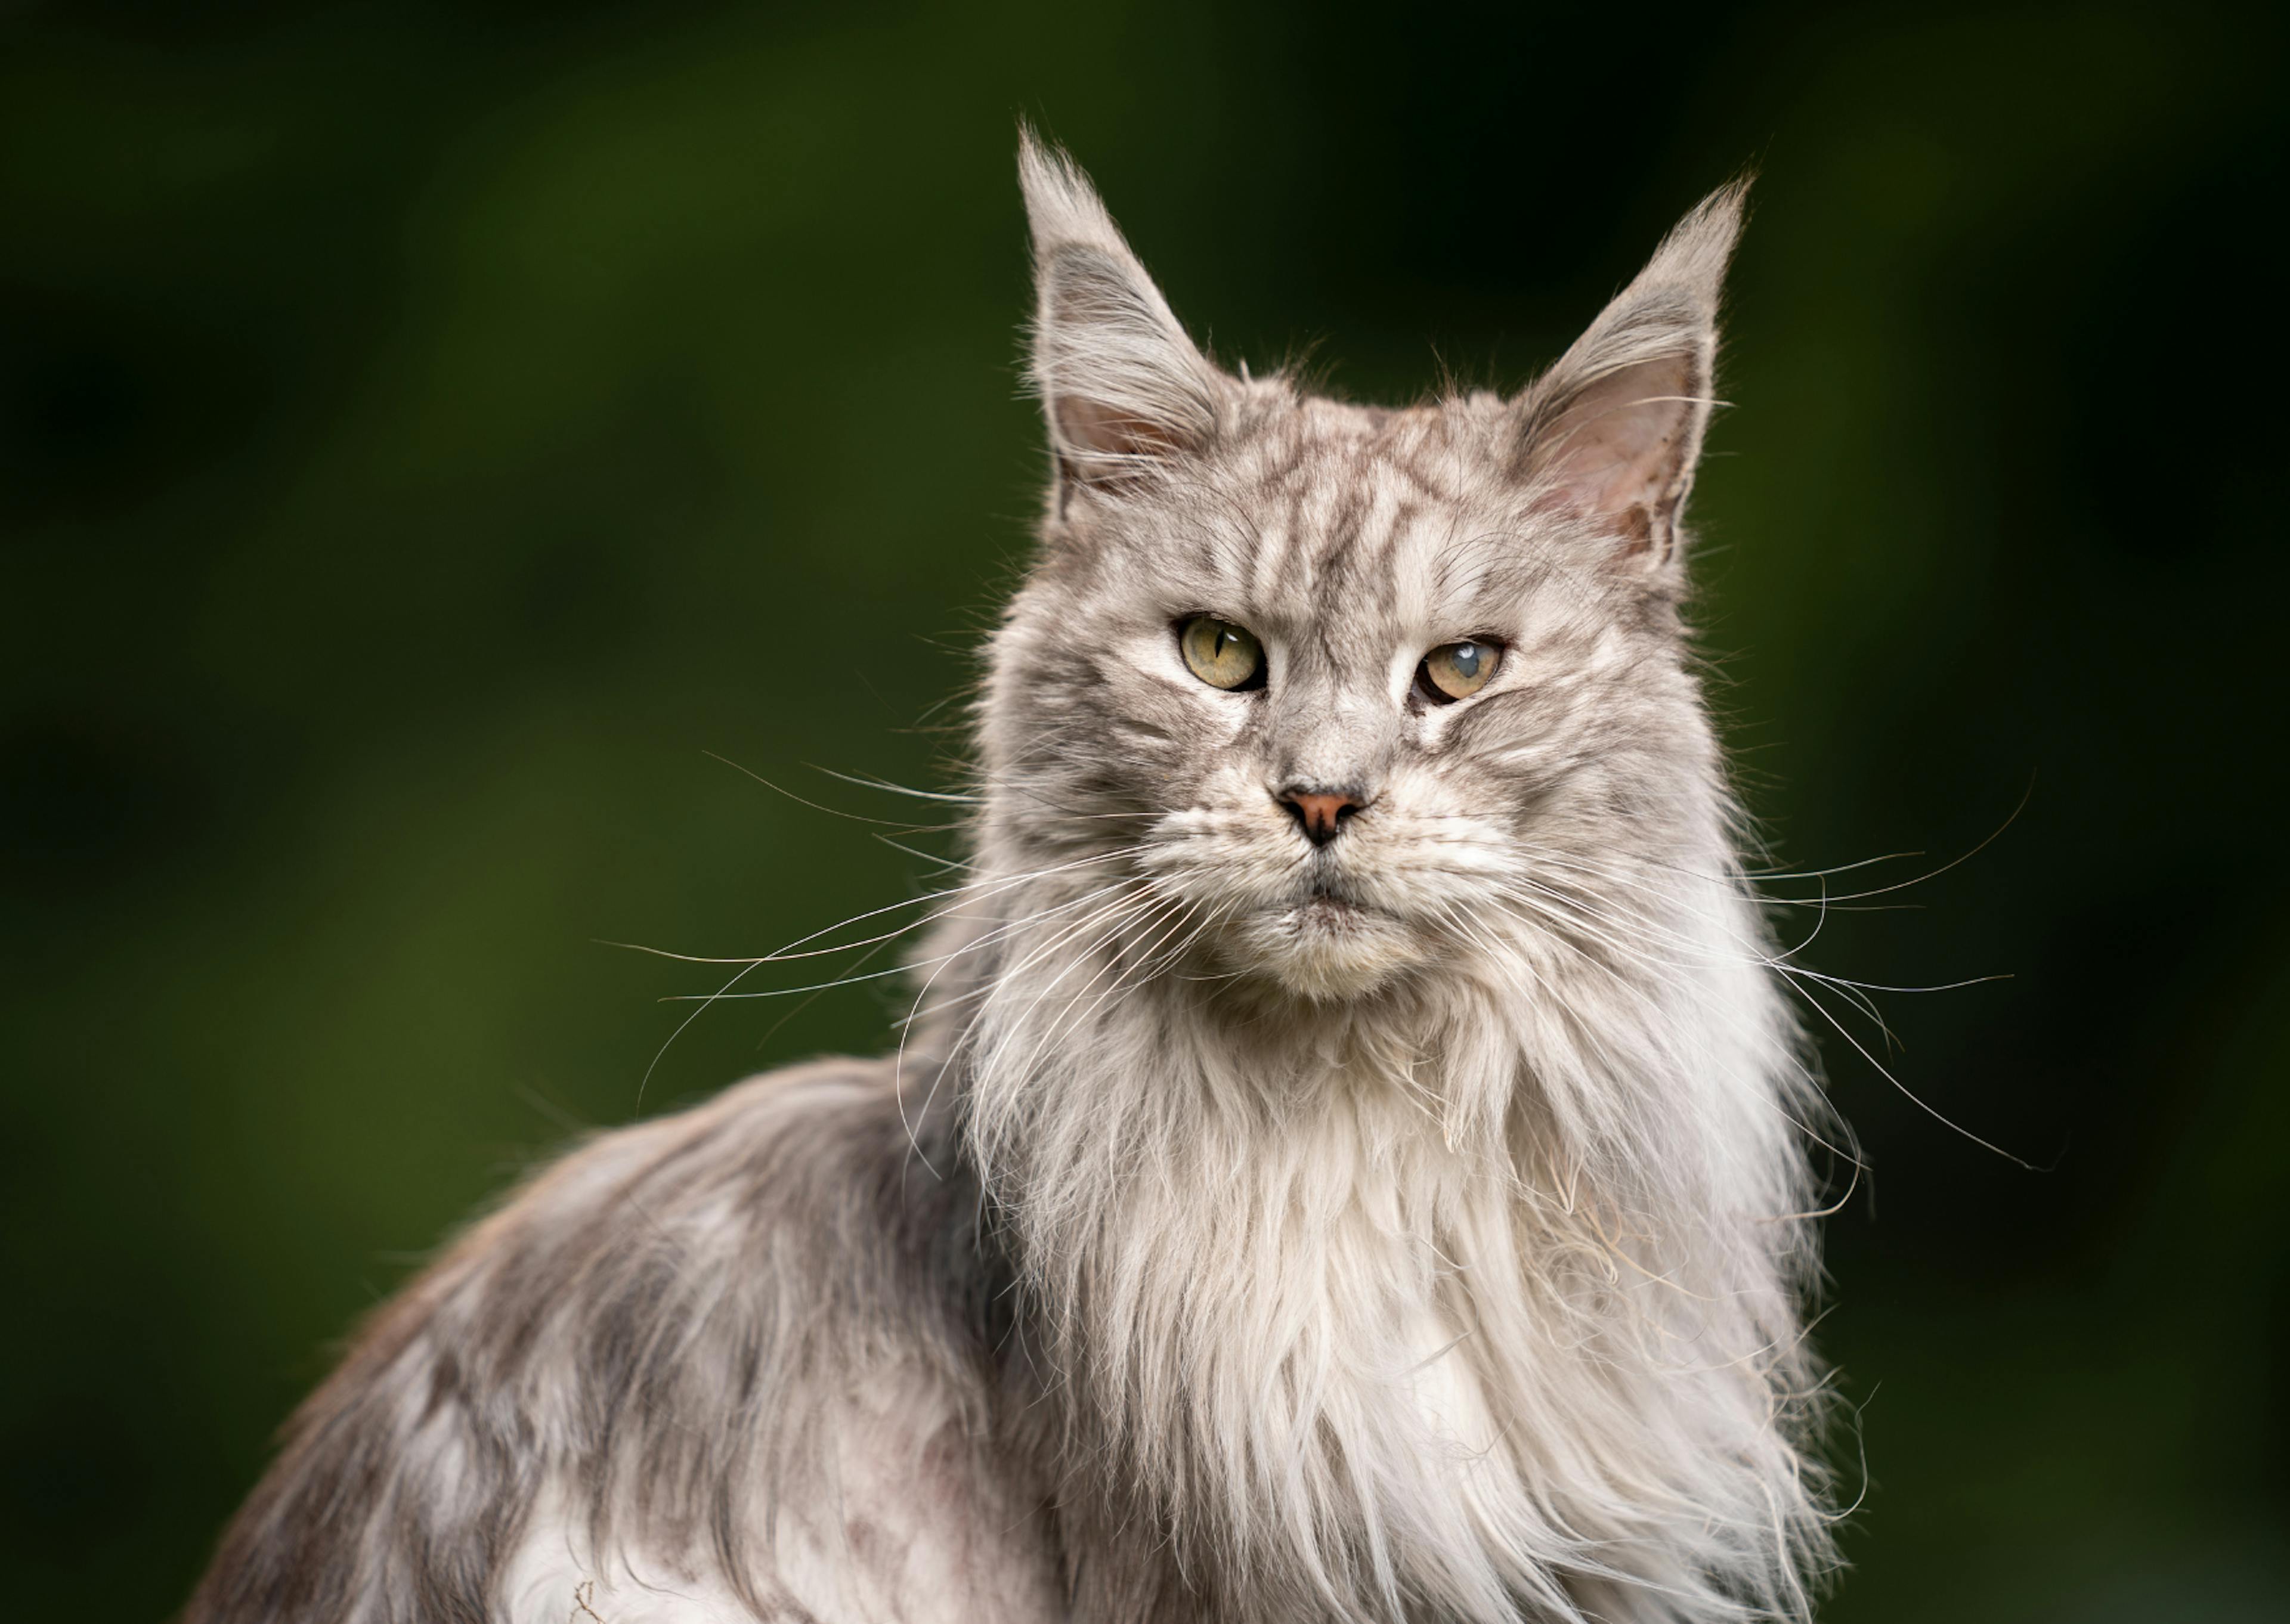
807, 764, 982, 805
630, 845, 1159, 1102
704, 751, 943, 831
895, 877, 1158, 1173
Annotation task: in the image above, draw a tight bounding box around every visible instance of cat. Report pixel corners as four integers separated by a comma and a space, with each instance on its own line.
182, 132, 1837, 1624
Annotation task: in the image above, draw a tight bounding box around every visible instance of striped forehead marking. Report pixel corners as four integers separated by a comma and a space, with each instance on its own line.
1236, 413, 1465, 622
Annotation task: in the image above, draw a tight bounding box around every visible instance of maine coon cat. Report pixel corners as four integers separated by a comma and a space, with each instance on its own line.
185, 134, 1836, 1624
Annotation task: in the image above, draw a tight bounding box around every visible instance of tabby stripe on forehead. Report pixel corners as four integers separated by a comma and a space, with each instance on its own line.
1248, 476, 1311, 608
1313, 482, 1374, 597
1247, 432, 1312, 501
1361, 495, 1418, 619
1314, 481, 1405, 632
1203, 482, 1268, 581
1385, 441, 1457, 506
1271, 474, 1343, 603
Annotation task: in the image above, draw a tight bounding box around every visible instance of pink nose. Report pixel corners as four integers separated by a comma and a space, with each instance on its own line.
1280, 788, 1361, 847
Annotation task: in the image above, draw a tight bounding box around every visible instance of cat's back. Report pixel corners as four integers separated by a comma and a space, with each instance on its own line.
184, 1057, 1063, 1624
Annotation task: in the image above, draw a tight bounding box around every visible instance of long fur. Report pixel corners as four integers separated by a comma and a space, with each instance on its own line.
182, 135, 1837, 1624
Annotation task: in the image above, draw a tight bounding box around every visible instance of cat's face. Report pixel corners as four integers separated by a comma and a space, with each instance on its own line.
987, 396, 1713, 1002
982, 138, 1741, 1003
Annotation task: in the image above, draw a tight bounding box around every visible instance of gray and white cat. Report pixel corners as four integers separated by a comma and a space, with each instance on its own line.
184, 134, 1836, 1624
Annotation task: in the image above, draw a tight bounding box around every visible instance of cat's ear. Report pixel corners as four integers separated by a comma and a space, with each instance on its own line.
1513, 180, 1748, 568
1019, 130, 1222, 502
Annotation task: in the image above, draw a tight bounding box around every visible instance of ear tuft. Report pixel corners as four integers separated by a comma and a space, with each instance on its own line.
1514, 179, 1750, 568
1019, 128, 1221, 501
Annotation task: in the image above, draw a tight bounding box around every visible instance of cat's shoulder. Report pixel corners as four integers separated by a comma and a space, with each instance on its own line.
182, 1055, 1037, 1624
426, 1052, 980, 1331
496, 1055, 946, 1228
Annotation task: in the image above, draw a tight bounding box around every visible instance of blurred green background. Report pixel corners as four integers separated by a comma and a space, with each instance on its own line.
3, 2, 2283, 1617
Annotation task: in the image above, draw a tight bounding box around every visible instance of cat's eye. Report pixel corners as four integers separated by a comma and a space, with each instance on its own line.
1179, 616, 1266, 691
1417, 639, 1501, 703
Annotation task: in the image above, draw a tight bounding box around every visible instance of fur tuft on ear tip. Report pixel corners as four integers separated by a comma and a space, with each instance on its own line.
1016, 126, 1129, 269
1016, 126, 1221, 503
1512, 176, 1754, 569
1638, 175, 1753, 305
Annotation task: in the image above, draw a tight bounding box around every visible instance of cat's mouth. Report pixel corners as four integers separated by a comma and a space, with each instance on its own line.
1287, 871, 1371, 926
1295, 891, 1367, 926
1145, 832, 1416, 996
1204, 870, 1417, 1000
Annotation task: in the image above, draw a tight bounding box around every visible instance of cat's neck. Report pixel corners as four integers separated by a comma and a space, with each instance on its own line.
973, 982, 1511, 1619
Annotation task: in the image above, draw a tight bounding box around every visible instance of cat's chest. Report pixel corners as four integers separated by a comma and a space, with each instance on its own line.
1389, 1297, 1500, 1453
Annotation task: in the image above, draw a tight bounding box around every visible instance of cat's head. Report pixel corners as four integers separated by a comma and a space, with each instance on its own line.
976, 134, 1747, 1005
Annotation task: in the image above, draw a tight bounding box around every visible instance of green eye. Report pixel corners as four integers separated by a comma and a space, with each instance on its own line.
1179, 616, 1265, 690
1419, 639, 1501, 703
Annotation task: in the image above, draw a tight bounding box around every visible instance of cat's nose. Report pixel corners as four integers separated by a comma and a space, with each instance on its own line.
1277, 786, 1365, 847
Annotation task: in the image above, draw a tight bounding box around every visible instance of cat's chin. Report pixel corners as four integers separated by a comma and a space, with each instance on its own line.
1228, 895, 1419, 1001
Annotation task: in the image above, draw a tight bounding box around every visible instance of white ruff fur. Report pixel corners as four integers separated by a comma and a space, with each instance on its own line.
952, 807, 1827, 1623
